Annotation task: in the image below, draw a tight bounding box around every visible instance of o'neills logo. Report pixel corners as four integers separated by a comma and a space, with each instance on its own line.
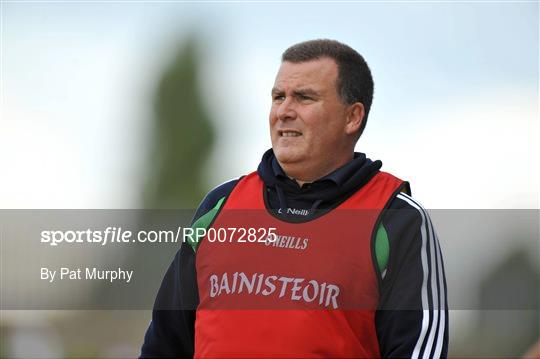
277, 208, 310, 216
209, 272, 340, 309
265, 234, 309, 250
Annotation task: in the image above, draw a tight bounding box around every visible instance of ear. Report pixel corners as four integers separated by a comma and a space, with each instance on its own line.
344, 102, 365, 135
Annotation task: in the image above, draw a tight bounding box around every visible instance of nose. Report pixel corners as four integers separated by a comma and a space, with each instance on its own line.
276, 97, 297, 121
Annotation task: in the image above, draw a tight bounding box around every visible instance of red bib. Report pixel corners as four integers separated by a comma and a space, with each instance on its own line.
195, 171, 404, 358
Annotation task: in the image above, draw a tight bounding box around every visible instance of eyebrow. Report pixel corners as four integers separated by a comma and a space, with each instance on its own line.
271, 87, 320, 97
271, 87, 283, 95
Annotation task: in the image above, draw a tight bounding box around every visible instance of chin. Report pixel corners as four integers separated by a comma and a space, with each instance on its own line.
273, 148, 302, 164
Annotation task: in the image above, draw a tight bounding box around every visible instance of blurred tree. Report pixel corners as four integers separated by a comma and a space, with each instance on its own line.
143, 35, 215, 208
133, 33, 216, 296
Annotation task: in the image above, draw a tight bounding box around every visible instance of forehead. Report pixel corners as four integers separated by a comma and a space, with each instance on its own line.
273, 58, 338, 91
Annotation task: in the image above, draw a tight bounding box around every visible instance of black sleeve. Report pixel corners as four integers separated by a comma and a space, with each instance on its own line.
140, 179, 239, 358
376, 193, 449, 358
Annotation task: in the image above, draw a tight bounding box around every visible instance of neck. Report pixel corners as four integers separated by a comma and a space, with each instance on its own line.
279, 152, 354, 186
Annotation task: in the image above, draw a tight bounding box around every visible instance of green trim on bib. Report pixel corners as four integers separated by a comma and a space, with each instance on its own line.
375, 223, 389, 272
188, 197, 226, 252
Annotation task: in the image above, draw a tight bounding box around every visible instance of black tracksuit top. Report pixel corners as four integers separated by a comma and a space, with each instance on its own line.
140, 149, 449, 358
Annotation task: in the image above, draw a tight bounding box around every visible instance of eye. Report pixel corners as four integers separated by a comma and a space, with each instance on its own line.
298, 94, 314, 102
273, 94, 285, 102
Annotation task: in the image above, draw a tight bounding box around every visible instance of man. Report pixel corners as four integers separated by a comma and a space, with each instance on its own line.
141, 39, 448, 358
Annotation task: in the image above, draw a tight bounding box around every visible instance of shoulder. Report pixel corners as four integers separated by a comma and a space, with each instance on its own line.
380, 192, 443, 281
389, 192, 426, 211
384, 192, 429, 230
191, 178, 240, 224
380, 192, 436, 269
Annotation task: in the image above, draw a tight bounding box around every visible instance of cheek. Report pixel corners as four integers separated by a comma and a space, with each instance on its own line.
269, 107, 278, 126
302, 112, 329, 138
305, 117, 341, 145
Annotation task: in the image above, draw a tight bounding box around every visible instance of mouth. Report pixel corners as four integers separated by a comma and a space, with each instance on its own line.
278, 129, 302, 138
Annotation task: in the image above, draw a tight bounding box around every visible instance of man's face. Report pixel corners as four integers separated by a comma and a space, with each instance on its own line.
269, 58, 352, 174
